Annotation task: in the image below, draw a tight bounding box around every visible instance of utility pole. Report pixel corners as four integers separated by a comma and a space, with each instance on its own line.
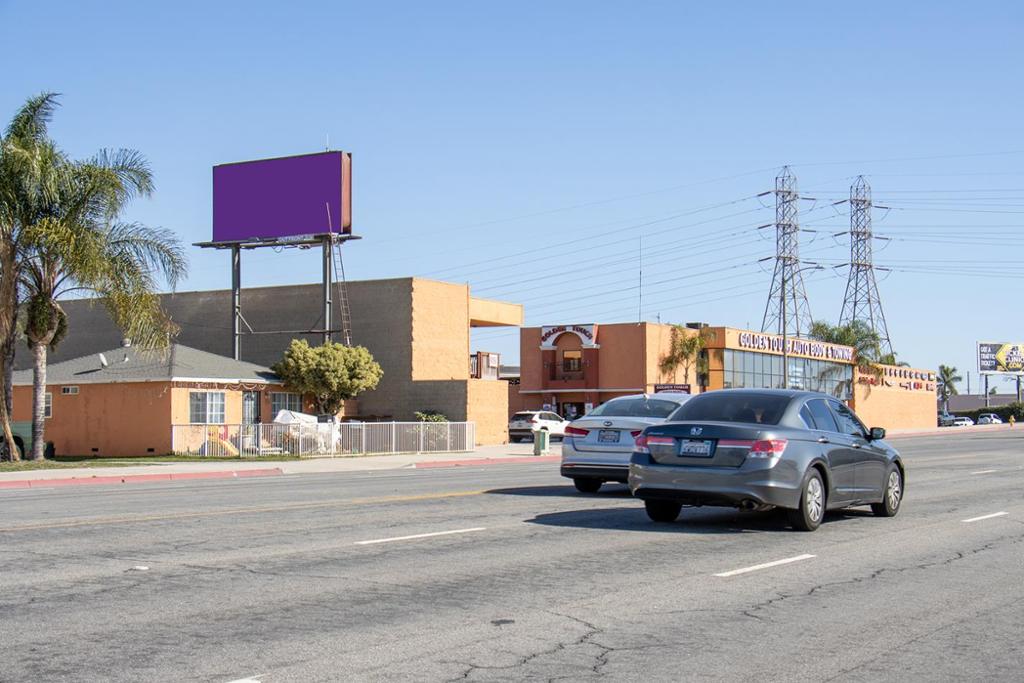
839, 176, 893, 357
762, 166, 813, 339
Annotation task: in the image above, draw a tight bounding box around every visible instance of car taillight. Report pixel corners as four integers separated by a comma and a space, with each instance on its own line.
636, 434, 674, 453
634, 434, 649, 453
565, 426, 589, 437
748, 439, 788, 458
630, 430, 641, 438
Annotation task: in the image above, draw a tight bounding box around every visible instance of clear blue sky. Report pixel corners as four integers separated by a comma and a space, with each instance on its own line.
2, 0, 1022, 389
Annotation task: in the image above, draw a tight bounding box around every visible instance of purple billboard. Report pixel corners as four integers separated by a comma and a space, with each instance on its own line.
212, 151, 352, 242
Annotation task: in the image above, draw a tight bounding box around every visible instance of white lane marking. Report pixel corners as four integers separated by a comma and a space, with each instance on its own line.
714, 554, 816, 577
962, 511, 1008, 523
971, 469, 1000, 475
224, 678, 261, 683
355, 527, 487, 546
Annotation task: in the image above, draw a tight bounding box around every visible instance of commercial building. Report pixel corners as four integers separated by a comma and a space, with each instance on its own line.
514, 323, 937, 431
15, 277, 522, 447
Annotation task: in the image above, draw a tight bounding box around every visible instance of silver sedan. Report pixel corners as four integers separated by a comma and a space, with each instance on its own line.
561, 393, 693, 493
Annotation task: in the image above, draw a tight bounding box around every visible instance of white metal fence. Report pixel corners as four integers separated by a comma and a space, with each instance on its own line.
171, 422, 476, 457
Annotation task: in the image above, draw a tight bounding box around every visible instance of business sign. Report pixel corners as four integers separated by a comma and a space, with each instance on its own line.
979, 342, 1024, 374
859, 366, 937, 392
654, 384, 691, 394
540, 324, 598, 349
736, 331, 854, 362
213, 151, 352, 242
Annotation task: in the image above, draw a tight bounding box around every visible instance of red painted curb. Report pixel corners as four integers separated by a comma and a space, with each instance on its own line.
416, 455, 561, 469
0, 467, 283, 490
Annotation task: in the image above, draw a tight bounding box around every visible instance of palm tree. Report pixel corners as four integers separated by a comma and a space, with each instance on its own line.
0, 93, 62, 459
937, 364, 962, 413
19, 154, 186, 460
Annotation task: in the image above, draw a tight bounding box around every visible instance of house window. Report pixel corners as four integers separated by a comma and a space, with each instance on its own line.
562, 350, 582, 373
44, 393, 52, 419
61, 386, 79, 395
189, 391, 225, 424
271, 392, 303, 415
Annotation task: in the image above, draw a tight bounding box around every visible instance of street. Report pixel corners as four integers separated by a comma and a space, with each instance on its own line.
1, 430, 1022, 682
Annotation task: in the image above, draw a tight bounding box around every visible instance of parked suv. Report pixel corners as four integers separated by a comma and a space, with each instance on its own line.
508, 411, 569, 443
977, 413, 1003, 425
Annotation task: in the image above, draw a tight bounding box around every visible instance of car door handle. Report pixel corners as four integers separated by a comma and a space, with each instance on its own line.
851, 442, 862, 449
817, 437, 830, 444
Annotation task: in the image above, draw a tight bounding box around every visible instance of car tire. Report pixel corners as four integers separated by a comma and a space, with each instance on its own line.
644, 499, 682, 523
787, 469, 826, 532
573, 478, 602, 493
871, 467, 902, 518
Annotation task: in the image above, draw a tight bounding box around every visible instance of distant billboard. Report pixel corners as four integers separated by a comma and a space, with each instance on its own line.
213, 151, 352, 242
978, 342, 1024, 373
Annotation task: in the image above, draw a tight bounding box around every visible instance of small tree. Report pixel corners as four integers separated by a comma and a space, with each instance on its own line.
272, 339, 382, 415
659, 325, 711, 387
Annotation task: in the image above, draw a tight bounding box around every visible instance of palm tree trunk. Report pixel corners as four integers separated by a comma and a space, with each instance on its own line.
0, 244, 20, 461
30, 342, 48, 460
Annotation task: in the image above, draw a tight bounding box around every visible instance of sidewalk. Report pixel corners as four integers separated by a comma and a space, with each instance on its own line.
0, 443, 563, 488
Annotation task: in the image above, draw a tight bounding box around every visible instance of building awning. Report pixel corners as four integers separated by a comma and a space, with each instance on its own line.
469, 296, 523, 328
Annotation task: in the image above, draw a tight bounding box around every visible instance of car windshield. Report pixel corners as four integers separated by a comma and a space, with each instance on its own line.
588, 397, 681, 418
511, 412, 537, 420
668, 392, 790, 425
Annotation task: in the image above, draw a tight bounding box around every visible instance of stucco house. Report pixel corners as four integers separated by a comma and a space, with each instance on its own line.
12, 344, 307, 457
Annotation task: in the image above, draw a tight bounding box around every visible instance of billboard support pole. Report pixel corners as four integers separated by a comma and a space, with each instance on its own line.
231, 244, 241, 360
322, 235, 333, 345
985, 375, 989, 408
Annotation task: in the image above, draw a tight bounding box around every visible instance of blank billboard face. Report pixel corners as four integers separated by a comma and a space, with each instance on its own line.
213, 151, 352, 242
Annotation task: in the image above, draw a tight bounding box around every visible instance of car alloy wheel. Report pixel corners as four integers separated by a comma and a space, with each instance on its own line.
872, 468, 903, 518
788, 470, 826, 531
886, 471, 901, 510
806, 476, 824, 523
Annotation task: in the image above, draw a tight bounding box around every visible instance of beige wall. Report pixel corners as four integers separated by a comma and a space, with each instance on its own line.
14, 382, 173, 457
852, 365, 938, 431
411, 279, 470, 381
468, 378, 510, 445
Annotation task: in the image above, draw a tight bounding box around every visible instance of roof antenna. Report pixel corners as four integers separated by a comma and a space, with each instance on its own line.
326, 132, 330, 151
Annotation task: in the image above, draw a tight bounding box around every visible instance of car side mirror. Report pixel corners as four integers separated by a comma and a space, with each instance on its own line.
869, 427, 886, 441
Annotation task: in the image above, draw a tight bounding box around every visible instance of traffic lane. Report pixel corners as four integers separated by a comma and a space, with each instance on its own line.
1, 462, 1023, 680
3, 439, 1021, 599
0, 427, 1020, 608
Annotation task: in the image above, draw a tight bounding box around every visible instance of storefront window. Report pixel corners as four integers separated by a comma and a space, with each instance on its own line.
722, 350, 852, 399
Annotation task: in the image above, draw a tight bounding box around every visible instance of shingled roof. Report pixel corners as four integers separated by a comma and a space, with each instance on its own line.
12, 344, 278, 386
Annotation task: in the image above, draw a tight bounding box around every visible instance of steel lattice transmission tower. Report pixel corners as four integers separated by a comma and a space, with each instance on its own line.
839, 176, 893, 356
761, 166, 813, 337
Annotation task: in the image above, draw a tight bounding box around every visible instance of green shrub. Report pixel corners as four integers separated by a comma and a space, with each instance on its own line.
415, 411, 448, 423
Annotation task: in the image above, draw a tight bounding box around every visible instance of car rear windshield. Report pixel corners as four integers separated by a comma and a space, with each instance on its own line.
668, 392, 790, 425
511, 412, 537, 420
588, 398, 681, 418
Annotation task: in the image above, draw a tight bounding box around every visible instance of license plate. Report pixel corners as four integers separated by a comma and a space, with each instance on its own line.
598, 429, 619, 443
679, 439, 713, 457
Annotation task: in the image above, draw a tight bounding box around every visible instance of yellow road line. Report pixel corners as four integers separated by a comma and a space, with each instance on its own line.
0, 489, 487, 533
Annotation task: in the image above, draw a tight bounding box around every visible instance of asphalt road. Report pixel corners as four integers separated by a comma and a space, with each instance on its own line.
0, 431, 1022, 682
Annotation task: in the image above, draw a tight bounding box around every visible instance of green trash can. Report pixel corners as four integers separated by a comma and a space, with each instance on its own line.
533, 428, 550, 455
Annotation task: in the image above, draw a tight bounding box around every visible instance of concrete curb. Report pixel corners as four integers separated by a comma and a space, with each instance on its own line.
0, 468, 283, 490
415, 455, 562, 469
